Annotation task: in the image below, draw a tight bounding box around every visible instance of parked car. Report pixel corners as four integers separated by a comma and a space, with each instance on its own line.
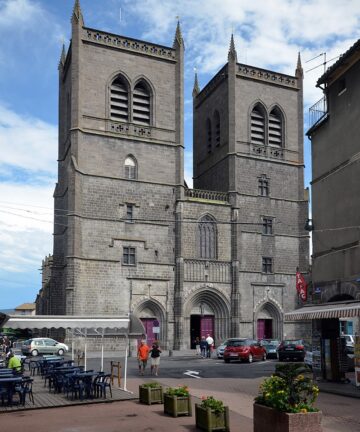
260, 339, 280, 359
216, 339, 230, 359
223, 338, 266, 363
21, 338, 69, 356
277, 339, 307, 362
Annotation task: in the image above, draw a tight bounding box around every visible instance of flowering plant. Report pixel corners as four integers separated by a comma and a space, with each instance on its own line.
200, 396, 225, 415
165, 385, 189, 397
255, 363, 319, 413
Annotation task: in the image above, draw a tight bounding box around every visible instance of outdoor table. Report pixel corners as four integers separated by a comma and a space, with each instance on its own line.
73, 371, 98, 400
0, 376, 22, 406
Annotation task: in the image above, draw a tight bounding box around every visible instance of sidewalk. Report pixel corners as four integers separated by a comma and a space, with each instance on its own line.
317, 379, 360, 398
0, 376, 253, 432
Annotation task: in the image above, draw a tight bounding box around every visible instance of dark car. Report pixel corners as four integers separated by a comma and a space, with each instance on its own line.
223, 338, 266, 363
260, 339, 280, 359
277, 339, 307, 361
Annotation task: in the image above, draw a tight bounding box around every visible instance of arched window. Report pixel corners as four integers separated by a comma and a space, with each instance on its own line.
250, 105, 266, 145
214, 110, 220, 146
206, 118, 212, 152
133, 81, 151, 125
198, 214, 217, 259
110, 75, 129, 121
124, 156, 137, 179
268, 107, 283, 147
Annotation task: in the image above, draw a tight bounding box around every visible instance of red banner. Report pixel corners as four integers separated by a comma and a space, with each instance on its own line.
296, 271, 307, 301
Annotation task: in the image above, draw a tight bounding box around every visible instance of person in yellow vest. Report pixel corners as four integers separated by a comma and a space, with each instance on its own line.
8, 352, 22, 372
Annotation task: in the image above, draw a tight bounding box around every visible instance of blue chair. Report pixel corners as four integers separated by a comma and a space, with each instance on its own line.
15, 377, 34, 405
94, 373, 112, 399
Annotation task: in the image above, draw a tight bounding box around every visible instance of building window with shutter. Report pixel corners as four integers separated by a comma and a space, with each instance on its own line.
258, 175, 269, 196
214, 110, 220, 147
198, 214, 217, 259
262, 217, 273, 235
262, 257, 273, 273
206, 118, 212, 153
250, 104, 266, 145
124, 156, 137, 179
268, 107, 283, 147
123, 247, 136, 265
110, 75, 129, 121
133, 80, 151, 125
126, 204, 134, 223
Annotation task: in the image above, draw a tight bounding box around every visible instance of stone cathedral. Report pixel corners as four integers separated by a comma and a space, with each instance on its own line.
37, 1, 309, 350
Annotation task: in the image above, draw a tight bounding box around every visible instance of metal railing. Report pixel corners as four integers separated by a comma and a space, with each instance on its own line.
309, 96, 327, 130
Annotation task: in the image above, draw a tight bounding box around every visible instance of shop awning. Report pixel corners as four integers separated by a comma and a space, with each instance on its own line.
285, 301, 360, 320
0, 313, 145, 334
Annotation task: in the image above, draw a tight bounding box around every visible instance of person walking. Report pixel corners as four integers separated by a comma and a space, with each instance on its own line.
195, 336, 201, 356
137, 340, 150, 376
149, 342, 162, 376
199, 336, 208, 358
206, 334, 214, 358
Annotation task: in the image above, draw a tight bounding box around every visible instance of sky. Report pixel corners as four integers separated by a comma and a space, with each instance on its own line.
0, 0, 359, 309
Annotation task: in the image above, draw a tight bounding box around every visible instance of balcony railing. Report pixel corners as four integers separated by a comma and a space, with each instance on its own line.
185, 188, 229, 203
309, 96, 327, 130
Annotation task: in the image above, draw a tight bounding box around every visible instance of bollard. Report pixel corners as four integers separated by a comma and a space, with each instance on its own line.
168, 350, 173, 357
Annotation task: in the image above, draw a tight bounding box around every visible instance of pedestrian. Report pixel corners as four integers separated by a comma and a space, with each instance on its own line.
199, 336, 208, 358
195, 336, 201, 356
137, 339, 150, 376
149, 342, 162, 376
206, 334, 214, 358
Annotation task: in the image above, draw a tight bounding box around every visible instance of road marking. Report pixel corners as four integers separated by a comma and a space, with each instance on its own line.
184, 370, 201, 379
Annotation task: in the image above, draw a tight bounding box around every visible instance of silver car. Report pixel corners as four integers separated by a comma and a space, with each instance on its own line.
21, 338, 69, 356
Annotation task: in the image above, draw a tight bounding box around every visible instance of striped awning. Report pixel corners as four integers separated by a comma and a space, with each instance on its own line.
285, 301, 360, 320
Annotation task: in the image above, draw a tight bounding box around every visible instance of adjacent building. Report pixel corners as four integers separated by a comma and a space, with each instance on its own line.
37, 1, 309, 350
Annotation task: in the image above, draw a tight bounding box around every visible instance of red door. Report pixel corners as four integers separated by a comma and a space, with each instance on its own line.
257, 319, 265, 339
140, 318, 158, 347
200, 316, 214, 340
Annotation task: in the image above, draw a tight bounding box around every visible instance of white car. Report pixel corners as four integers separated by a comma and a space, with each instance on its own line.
216, 339, 230, 358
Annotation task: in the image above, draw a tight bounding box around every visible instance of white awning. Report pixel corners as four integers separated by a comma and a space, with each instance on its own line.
0, 314, 145, 334
285, 301, 360, 320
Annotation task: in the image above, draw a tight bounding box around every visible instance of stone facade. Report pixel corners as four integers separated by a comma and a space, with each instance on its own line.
38, 2, 310, 349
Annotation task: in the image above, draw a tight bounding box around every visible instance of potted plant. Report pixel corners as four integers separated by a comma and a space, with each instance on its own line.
164, 385, 192, 417
139, 382, 163, 405
195, 396, 230, 431
254, 363, 322, 432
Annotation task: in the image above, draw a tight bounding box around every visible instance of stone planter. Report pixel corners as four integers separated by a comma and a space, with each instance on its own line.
163, 393, 192, 417
253, 403, 322, 432
195, 403, 230, 431
139, 385, 163, 405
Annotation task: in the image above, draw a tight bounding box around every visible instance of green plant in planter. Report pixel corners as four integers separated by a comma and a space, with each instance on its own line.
165, 385, 189, 396
200, 396, 225, 415
255, 363, 319, 413
164, 385, 192, 417
196, 396, 230, 431
139, 381, 163, 405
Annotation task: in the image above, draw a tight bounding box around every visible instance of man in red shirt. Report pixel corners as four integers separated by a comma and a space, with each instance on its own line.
137, 340, 150, 375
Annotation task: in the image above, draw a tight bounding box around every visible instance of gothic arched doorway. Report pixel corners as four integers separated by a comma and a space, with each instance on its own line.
184, 286, 230, 349
255, 301, 282, 340
133, 299, 166, 347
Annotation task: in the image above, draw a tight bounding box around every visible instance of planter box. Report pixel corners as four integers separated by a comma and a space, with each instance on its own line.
195, 403, 230, 431
164, 393, 192, 417
253, 403, 322, 432
139, 385, 163, 405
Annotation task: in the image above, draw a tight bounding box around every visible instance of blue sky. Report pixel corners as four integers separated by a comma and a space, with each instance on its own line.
0, 0, 359, 309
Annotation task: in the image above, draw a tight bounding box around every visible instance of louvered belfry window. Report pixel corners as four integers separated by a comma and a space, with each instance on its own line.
133, 81, 151, 125
250, 106, 265, 145
124, 156, 137, 179
110, 76, 129, 121
214, 110, 220, 146
207, 119, 212, 152
269, 108, 283, 147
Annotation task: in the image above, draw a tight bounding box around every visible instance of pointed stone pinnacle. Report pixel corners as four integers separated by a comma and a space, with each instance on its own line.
58, 44, 66, 70
173, 20, 183, 48
296, 51, 303, 78
72, 0, 84, 24
192, 70, 200, 97
228, 33, 237, 62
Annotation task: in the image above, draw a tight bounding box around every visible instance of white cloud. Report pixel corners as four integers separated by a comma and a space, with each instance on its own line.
0, 103, 57, 173
0, 0, 43, 27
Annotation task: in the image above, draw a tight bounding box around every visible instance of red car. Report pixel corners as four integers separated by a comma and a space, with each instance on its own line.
223, 338, 267, 363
